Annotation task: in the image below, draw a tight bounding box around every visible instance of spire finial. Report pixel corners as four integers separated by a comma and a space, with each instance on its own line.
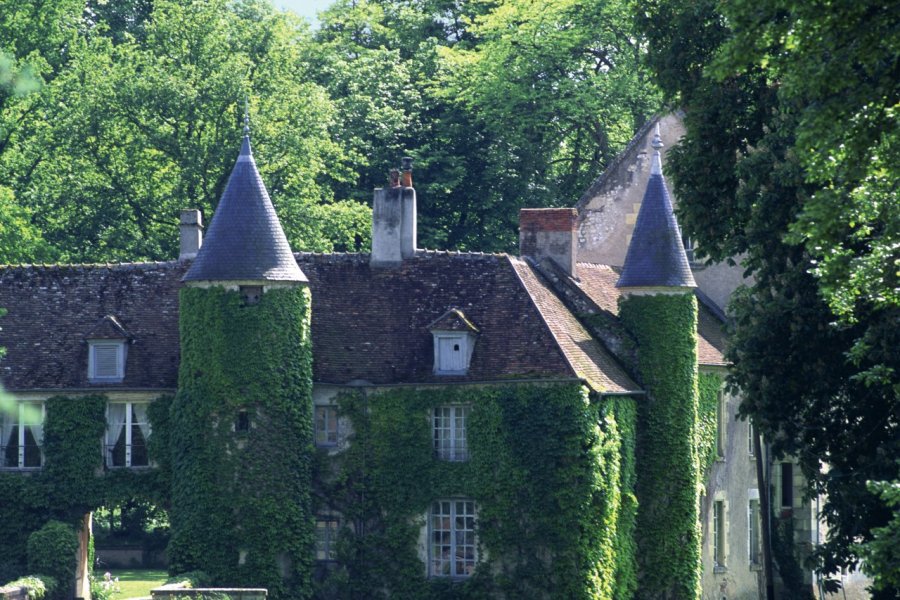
243, 97, 251, 138
650, 122, 663, 175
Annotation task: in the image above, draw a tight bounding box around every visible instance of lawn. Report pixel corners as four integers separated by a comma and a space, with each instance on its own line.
94, 569, 168, 600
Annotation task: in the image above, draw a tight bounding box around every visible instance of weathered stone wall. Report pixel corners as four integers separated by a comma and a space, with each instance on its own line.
575, 113, 749, 312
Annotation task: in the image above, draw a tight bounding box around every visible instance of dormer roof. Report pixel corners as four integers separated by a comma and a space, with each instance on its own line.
83, 315, 131, 340
616, 130, 695, 289
183, 135, 307, 283
428, 308, 479, 334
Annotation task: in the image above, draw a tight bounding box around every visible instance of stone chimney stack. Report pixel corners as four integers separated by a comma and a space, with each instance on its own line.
179, 209, 203, 260
371, 158, 417, 267
519, 208, 578, 277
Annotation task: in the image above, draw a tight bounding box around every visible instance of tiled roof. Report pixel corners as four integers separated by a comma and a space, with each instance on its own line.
183, 137, 306, 283
0, 262, 185, 391
616, 173, 696, 289
297, 251, 586, 386
509, 258, 638, 393
84, 315, 131, 340
2, 253, 640, 392
576, 263, 726, 366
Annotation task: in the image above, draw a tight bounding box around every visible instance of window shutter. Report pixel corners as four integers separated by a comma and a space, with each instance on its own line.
94, 345, 120, 378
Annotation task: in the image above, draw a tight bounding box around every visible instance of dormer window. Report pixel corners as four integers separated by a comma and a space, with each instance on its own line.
84, 315, 131, 384
89, 340, 126, 382
428, 308, 479, 376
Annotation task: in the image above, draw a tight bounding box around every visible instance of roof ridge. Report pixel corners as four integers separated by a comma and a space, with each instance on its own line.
575, 115, 660, 211
0, 260, 182, 271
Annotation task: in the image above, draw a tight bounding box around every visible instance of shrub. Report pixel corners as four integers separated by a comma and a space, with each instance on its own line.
165, 570, 212, 588
2, 574, 57, 600
26, 521, 78, 599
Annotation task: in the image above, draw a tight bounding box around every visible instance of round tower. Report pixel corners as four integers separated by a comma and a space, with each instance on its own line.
616, 127, 701, 599
170, 118, 313, 599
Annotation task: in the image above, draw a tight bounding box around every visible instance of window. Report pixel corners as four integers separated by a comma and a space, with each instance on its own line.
713, 499, 727, 570
433, 406, 469, 461
748, 498, 761, 566
235, 409, 250, 434
89, 341, 126, 382
748, 422, 755, 457
435, 334, 469, 374
1, 402, 44, 469
315, 516, 340, 561
780, 462, 794, 508
716, 390, 726, 459
240, 285, 262, 305
106, 402, 150, 468
430, 499, 476, 578
315, 405, 338, 447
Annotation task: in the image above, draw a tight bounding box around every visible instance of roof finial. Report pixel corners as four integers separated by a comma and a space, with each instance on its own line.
650, 122, 663, 175
243, 97, 251, 138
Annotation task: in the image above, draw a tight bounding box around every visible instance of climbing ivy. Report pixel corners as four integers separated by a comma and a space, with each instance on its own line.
696, 372, 723, 480
314, 383, 638, 600
0, 393, 169, 582
169, 285, 314, 600
618, 292, 701, 600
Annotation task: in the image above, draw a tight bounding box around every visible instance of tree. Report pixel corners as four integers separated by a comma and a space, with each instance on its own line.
636, 0, 899, 593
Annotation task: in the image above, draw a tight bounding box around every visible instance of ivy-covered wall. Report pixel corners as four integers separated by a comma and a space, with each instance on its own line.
313, 382, 638, 600
169, 285, 314, 600
0, 394, 168, 582
696, 371, 724, 479
618, 292, 701, 600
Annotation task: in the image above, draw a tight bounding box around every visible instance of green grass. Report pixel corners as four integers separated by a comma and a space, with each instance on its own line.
94, 569, 167, 600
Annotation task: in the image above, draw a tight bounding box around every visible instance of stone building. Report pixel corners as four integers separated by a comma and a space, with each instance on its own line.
2, 121, 757, 599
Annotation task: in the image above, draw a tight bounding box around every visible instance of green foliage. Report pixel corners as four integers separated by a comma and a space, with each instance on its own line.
170, 285, 314, 599
636, 0, 900, 587
857, 478, 900, 592
165, 571, 212, 587
770, 514, 813, 600
26, 521, 78, 599
316, 383, 638, 599
696, 372, 722, 479
618, 292, 700, 600
0, 393, 170, 581
2, 574, 56, 600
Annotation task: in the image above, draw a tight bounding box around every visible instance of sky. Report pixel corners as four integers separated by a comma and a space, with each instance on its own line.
276, 0, 335, 25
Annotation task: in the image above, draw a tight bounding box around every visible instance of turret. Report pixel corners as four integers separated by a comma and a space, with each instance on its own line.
170, 112, 314, 599
617, 126, 701, 599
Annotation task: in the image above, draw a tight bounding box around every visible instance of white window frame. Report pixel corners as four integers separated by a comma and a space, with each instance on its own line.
1, 402, 44, 470
433, 405, 470, 462
88, 340, 126, 382
713, 498, 727, 570
315, 405, 339, 447
715, 390, 726, 460
106, 402, 151, 468
315, 515, 340, 562
748, 491, 761, 567
432, 332, 474, 375
429, 499, 476, 578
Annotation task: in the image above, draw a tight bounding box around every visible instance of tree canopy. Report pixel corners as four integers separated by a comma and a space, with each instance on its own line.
637, 0, 899, 593
0, 0, 657, 262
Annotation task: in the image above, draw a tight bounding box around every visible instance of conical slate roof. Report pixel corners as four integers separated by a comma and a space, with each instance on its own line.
616, 133, 695, 289
183, 135, 307, 283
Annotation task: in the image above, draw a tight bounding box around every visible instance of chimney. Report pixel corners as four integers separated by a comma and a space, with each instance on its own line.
519, 208, 578, 277
371, 158, 417, 267
179, 209, 203, 260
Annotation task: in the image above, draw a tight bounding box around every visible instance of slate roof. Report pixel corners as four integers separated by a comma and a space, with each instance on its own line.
183, 136, 306, 283
616, 170, 696, 289
0, 262, 185, 391
576, 263, 726, 366
0, 253, 639, 393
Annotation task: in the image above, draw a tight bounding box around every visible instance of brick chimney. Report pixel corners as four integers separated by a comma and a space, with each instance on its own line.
519, 208, 578, 277
179, 209, 203, 260
371, 158, 417, 267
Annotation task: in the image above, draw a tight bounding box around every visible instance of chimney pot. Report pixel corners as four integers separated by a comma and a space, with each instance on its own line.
400, 157, 413, 187
179, 209, 203, 260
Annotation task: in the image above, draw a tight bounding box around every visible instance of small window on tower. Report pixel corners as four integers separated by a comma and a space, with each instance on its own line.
240, 285, 262, 305
235, 409, 250, 433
